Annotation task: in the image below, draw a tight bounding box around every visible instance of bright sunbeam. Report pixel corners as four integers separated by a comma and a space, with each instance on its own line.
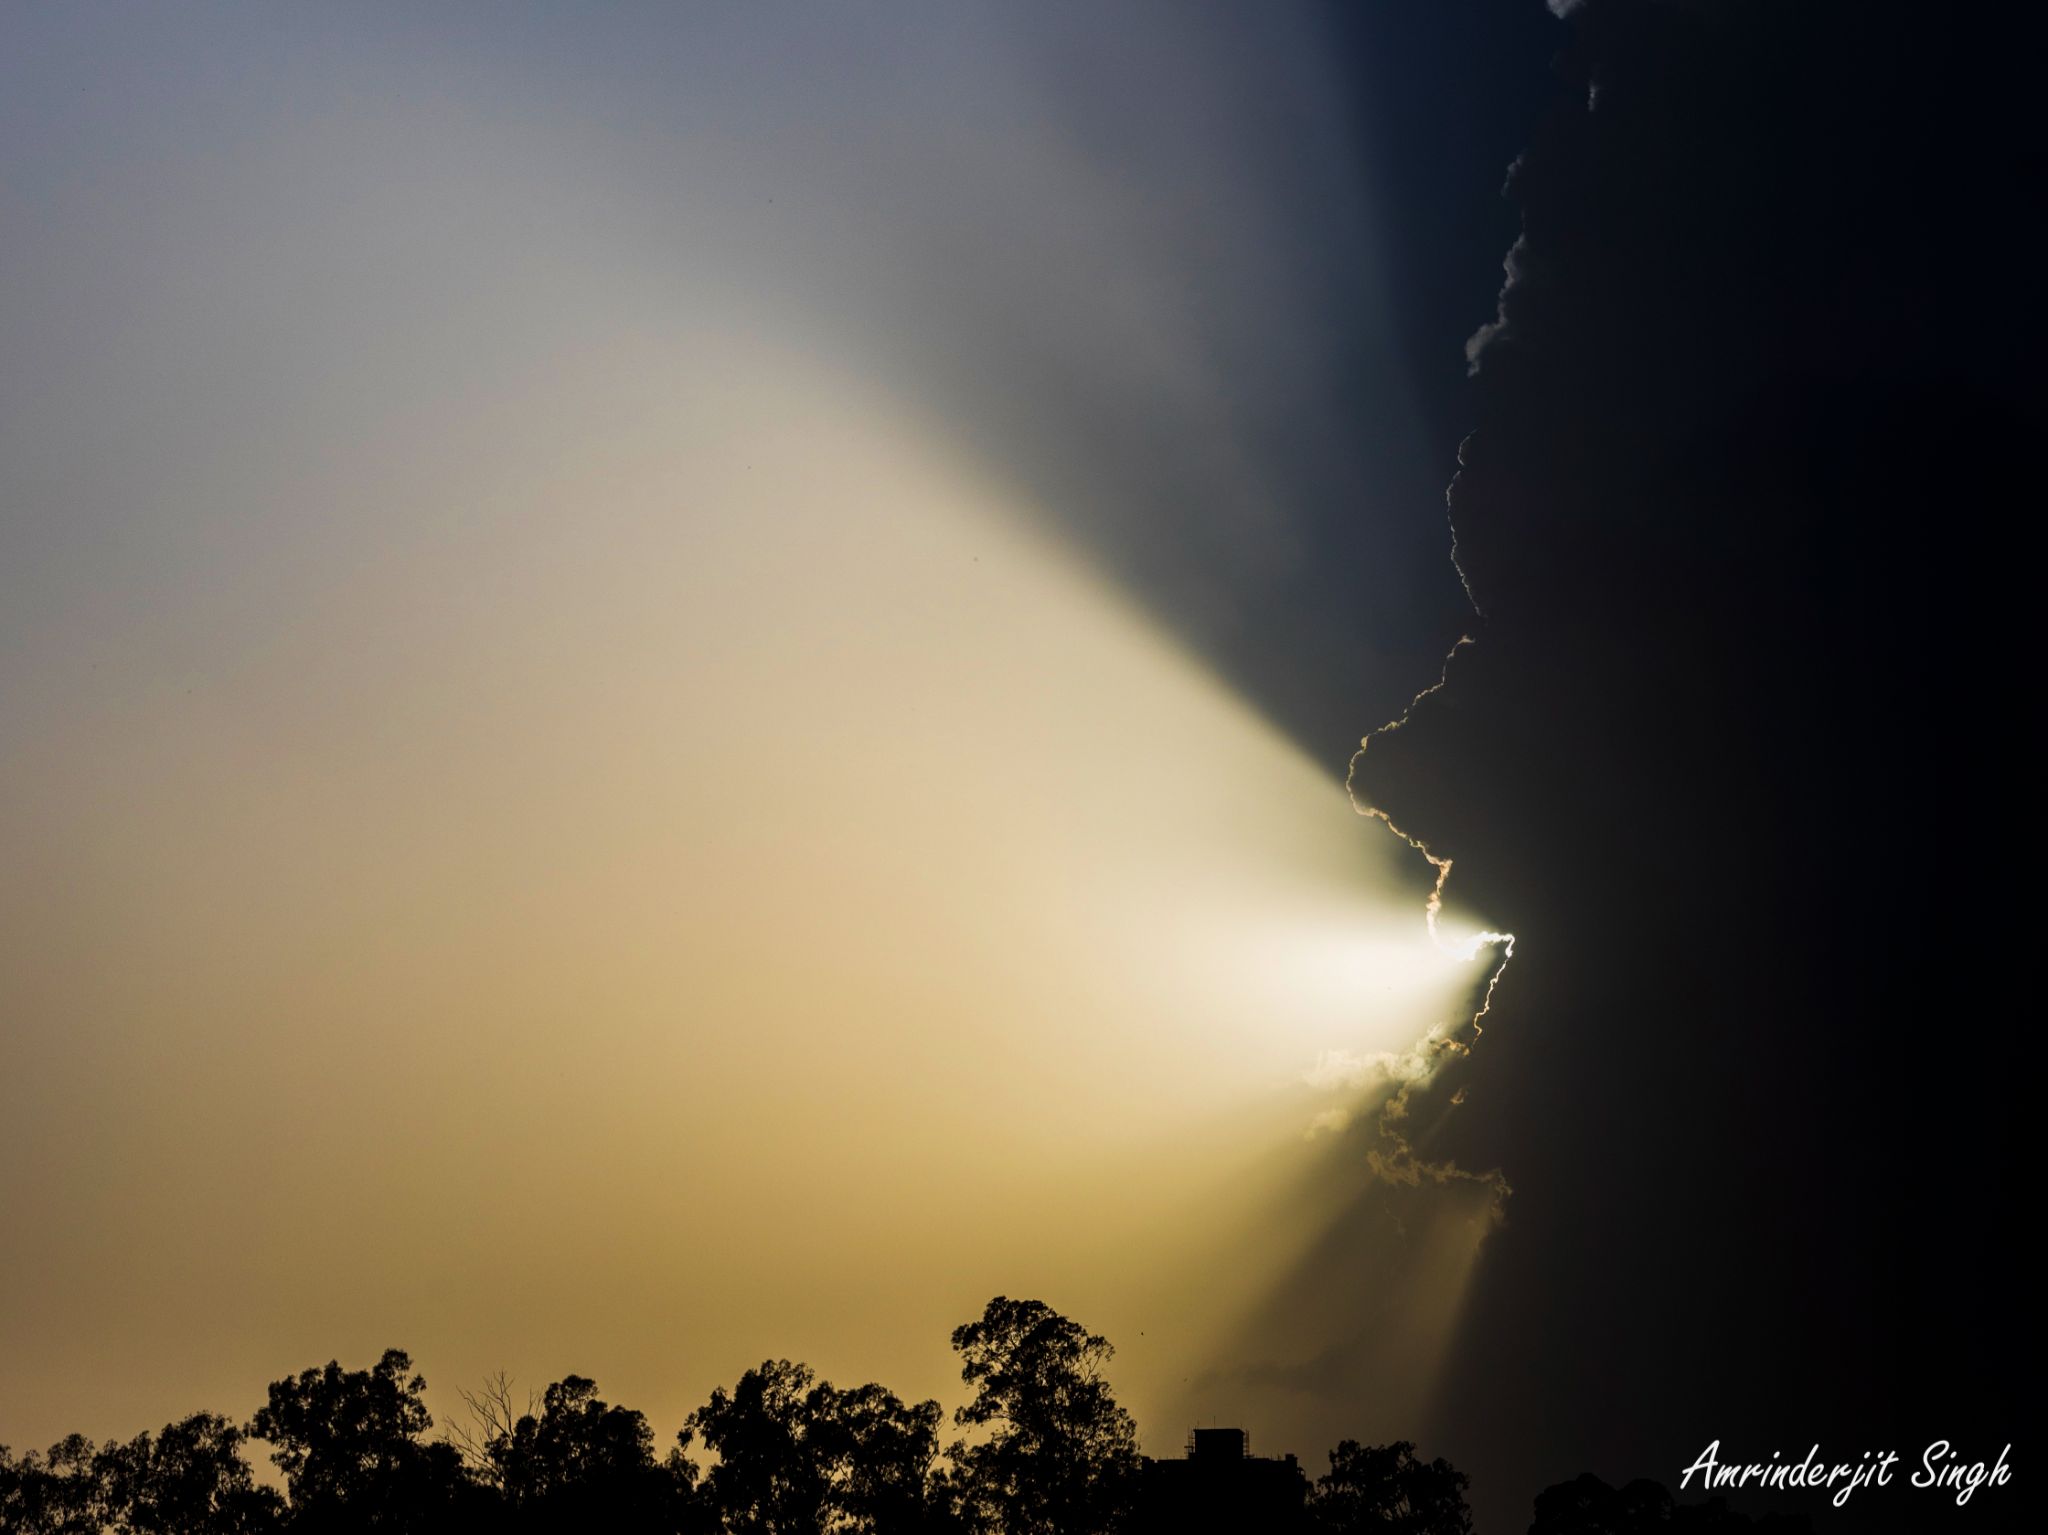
0, 312, 1482, 1447
0, 0, 1475, 1465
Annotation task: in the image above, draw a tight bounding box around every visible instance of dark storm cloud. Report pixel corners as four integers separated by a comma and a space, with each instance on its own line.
821, 0, 1567, 763
1240, 1, 2039, 1528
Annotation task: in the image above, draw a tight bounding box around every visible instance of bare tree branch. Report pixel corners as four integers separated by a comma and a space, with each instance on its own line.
444, 1370, 533, 1482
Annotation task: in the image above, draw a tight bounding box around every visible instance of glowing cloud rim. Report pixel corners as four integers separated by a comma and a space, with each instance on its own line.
1343, 637, 1516, 1210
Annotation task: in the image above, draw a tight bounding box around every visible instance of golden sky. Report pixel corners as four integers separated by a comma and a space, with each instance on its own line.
0, 1, 1493, 1459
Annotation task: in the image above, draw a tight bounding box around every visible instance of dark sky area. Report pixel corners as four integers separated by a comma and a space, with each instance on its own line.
858, 0, 1572, 764
1312, 1, 2036, 1529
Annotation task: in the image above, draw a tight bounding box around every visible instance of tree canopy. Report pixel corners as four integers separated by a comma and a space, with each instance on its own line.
1309, 1440, 1472, 1535
486, 1373, 695, 1534
946, 1295, 1140, 1535
686, 1359, 946, 1535
0, 1301, 1551, 1535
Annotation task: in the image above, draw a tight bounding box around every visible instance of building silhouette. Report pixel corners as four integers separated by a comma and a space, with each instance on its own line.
1133, 1427, 1310, 1535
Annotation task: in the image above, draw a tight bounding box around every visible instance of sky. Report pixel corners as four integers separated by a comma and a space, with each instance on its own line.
0, 0, 1536, 1488
10, 4, 2026, 1531
1339, 3, 2032, 1528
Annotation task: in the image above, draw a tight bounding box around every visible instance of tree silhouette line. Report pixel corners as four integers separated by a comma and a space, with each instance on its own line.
2, 1296, 1800, 1534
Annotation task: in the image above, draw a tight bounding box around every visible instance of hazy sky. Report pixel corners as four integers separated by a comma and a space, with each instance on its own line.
10, 6, 2025, 1531
1, 1, 1504, 1460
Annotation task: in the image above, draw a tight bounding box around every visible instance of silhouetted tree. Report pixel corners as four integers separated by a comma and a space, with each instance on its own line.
485, 1373, 698, 1533
96, 1414, 284, 1534
1528, 1474, 1671, 1535
1309, 1441, 1470, 1535
809, 1381, 947, 1535
687, 1359, 946, 1535
0, 1415, 281, 1535
248, 1348, 481, 1532
13, 1323, 1831, 1535
448, 1370, 536, 1481
1528, 1474, 1810, 1534
688, 1360, 828, 1534
945, 1297, 1139, 1535
0, 1433, 110, 1533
